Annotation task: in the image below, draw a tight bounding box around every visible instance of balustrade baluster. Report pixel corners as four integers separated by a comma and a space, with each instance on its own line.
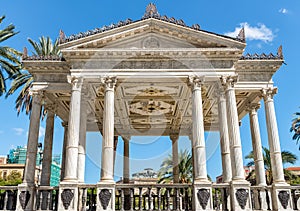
166, 188, 171, 211
130, 188, 134, 211
3, 191, 7, 211
176, 188, 180, 211
121, 188, 125, 211
46, 190, 51, 210
157, 187, 161, 211
38, 191, 43, 210
82, 188, 87, 211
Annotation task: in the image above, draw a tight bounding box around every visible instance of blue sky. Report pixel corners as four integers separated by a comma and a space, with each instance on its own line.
0, 1, 300, 183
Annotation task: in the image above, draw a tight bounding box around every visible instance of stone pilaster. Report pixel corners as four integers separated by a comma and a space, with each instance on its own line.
17, 90, 43, 211
217, 90, 232, 183
189, 76, 212, 211
100, 76, 117, 183
60, 122, 68, 181
170, 134, 179, 184
262, 88, 292, 211
40, 103, 55, 186
221, 76, 251, 211
247, 103, 266, 186
77, 87, 88, 183
123, 136, 130, 183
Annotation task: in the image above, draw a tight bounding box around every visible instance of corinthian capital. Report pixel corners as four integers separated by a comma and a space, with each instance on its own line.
67, 75, 83, 90
220, 75, 238, 90
188, 75, 204, 90
261, 87, 278, 101
100, 76, 117, 90
246, 102, 261, 113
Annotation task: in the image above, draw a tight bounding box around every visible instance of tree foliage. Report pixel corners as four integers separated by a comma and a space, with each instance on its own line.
6, 36, 61, 115
290, 111, 300, 149
0, 170, 22, 186
0, 15, 21, 96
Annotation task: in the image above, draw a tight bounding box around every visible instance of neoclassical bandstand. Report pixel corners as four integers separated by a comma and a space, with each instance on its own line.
11, 4, 294, 211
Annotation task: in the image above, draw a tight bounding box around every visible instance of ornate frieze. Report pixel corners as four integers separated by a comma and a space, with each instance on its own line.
197, 189, 210, 210
61, 189, 74, 210
235, 188, 249, 210
99, 189, 112, 210
19, 191, 30, 210
278, 190, 290, 209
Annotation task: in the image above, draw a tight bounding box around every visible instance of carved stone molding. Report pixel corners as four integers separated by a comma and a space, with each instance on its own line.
188, 75, 204, 90
220, 75, 238, 90
197, 189, 210, 210
99, 189, 112, 210
100, 76, 117, 91
261, 87, 278, 101
67, 75, 83, 91
61, 189, 74, 210
235, 188, 249, 210
278, 190, 290, 209
19, 191, 30, 210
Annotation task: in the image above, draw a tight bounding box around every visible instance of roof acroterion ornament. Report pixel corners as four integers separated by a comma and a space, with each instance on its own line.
22, 47, 28, 60
59, 29, 66, 44
277, 45, 283, 59
237, 27, 245, 43
143, 3, 160, 18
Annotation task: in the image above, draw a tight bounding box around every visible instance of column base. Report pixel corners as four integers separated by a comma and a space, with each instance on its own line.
271, 183, 293, 211
57, 183, 78, 211
192, 181, 213, 211
16, 183, 36, 211
96, 182, 116, 211
230, 180, 252, 211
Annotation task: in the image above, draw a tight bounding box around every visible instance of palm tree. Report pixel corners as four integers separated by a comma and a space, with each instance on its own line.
245, 147, 297, 185
0, 15, 21, 96
6, 36, 61, 115
290, 111, 300, 149
158, 149, 193, 184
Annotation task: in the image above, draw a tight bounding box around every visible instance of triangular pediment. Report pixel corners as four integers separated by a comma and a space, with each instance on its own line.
59, 18, 245, 50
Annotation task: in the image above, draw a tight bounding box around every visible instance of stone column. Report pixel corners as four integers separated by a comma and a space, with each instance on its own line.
100, 76, 117, 183
247, 103, 266, 186
170, 134, 179, 183
262, 88, 292, 211
221, 76, 251, 211
60, 122, 68, 181
77, 89, 88, 183
189, 76, 212, 211
221, 76, 245, 181
58, 76, 82, 211
40, 104, 55, 186
97, 76, 117, 211
189, 76, 209, 182
17, 91, 42, 211
217, 91, 232, 183
63, 76, 83, 182
123, 137, 130, 183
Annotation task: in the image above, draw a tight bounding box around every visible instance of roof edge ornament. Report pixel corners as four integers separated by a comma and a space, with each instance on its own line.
277, 45, 283, 59
143, 3, 160, 19
237, 27, 246, 43
59, 29, 66, 44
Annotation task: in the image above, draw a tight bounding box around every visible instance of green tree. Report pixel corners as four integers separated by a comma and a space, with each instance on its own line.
158, 149, 193, 184
6, 36, 61, 114
0, 15, 21, 96
245, 147, 297, 185
0, 170, 22, 186
290, 111, 300, 149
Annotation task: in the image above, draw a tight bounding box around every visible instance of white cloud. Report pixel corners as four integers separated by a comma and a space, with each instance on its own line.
13, 128, 25, 136
279, 8, 288, 14
225, 22, 274, 43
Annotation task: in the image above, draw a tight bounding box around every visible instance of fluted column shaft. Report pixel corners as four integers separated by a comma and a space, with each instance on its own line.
217, 91, 232, 183
23, 92, 42, 185
100, 76, 117, 182
64, 76, 83, 182
248, 103, 267, 186
123, 137, 130, 183
221, 76, 245, 181
77, 93, 88, 183
189, 76, 208, 182
60, 122, 68, 181
41, 106, 55, 186
171, 135, 179, 183
262, 88, 285, 184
